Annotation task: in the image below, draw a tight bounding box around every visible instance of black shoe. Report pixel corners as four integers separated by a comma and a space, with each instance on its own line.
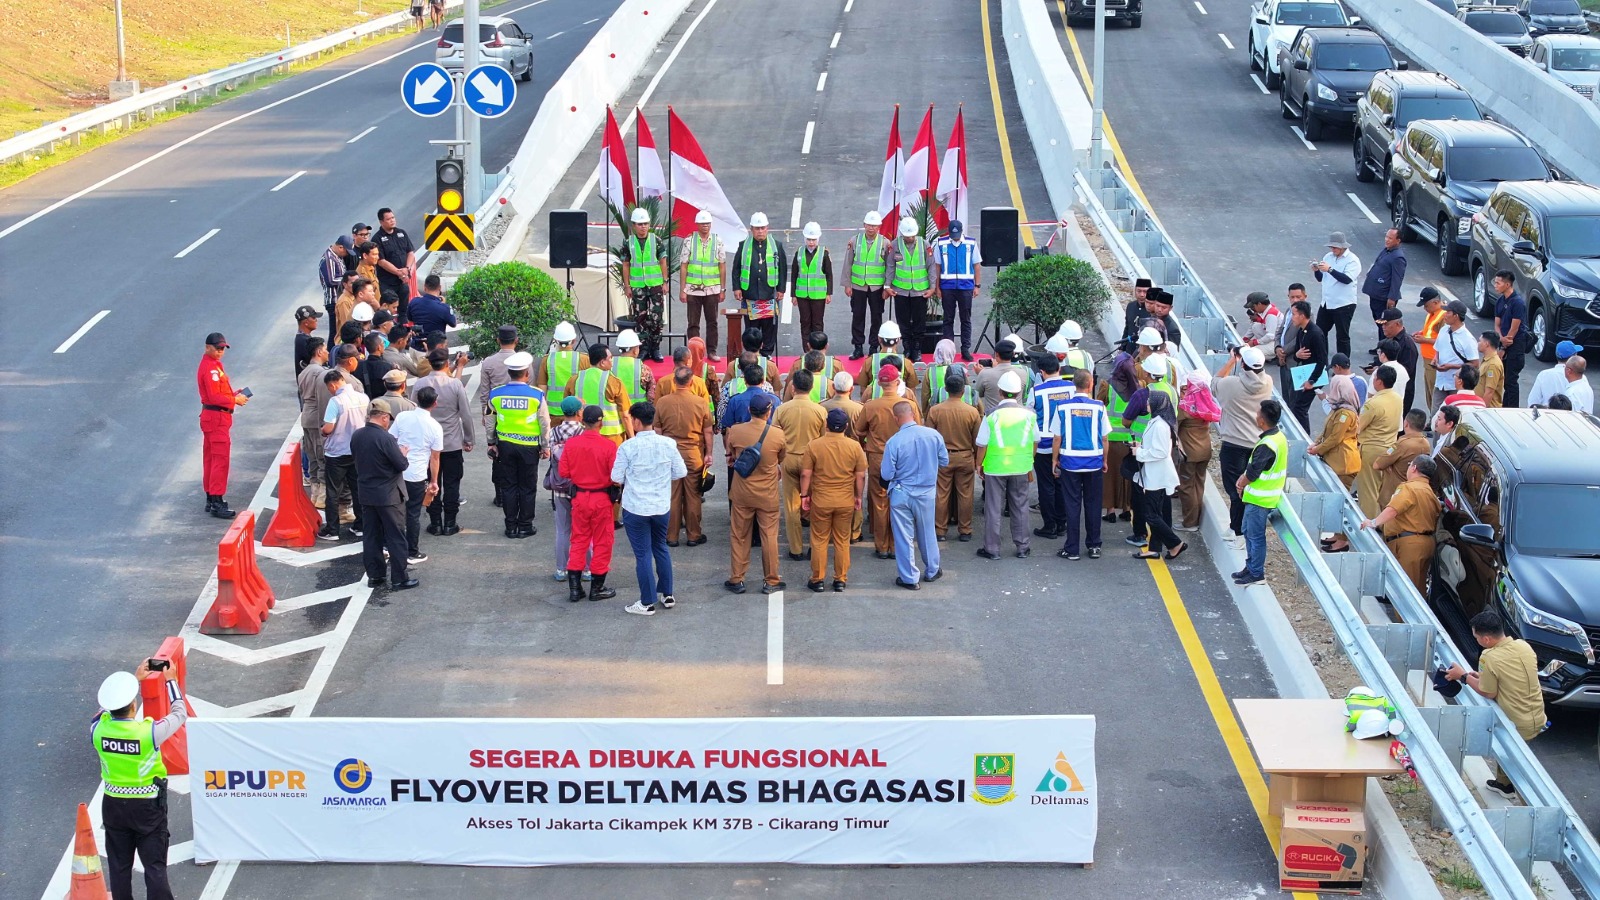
1124, 533, 1146, 546
724, 580, 747, 594
788, 550, 810, 561
367, 577, 386, 587
808, 580, 827, 592
686, 536, 708, 547
1102, 512, 1117, 523
977, 548, 1002, 560
958, 532, 972, 542
408, 551, 428, 563
440, 523, 461, 536
1233, 572, 1266, 587
493, 496, 503, 507
667, 540, 680, 547
875, 550, 894, 560
924, 570, 943, 582
204, 495, 217, 512
1033, 526, 1059, 538
567, 571, 587, 602
614, 521, 624, 531
505, 527, 520, 538
1118, 510, 1132, 522
1485, 779, 1516, 796
1016, 548, 1031, 558
961, 351, 974, 362
345, 525, 364, 538
831, 580, 846, 592
210, 501, 237, 519
1058, 548, 1080, 560
1231, 568, 1249, 580
426, 522, 443, 535
850, 346, 865, 360
1088, 547, 1102, 559
936, 532, 947, 542
589, 573, 617, 600
761, 581, 787, 594
521, 525, 537, 537
393, 578, 420, 590
895, 578, 921, 591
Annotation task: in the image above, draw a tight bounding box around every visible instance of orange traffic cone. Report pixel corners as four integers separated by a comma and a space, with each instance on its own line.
68, 802, 108, 899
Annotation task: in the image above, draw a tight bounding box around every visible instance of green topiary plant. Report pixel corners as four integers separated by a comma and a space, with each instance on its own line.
990, 252, 1111, 342
446, 261, 576, 359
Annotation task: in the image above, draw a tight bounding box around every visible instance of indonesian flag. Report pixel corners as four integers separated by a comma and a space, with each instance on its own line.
667, 107, 747, 246
901, 106, 941, 231
878, 106, 905, 236
597, 106, 634, 208
637, 113, 667, 201
936, 107, 969, 228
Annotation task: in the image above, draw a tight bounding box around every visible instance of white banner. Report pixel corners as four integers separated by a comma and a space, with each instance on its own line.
191, 716, 1095, 866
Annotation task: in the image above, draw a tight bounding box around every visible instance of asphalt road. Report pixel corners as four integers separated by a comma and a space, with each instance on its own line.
1050, 0, 1599, 832
0, 0, 619, 890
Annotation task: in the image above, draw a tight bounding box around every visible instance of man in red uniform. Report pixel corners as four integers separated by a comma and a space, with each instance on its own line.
558, 405, 620, 602
197, 332, 248, 518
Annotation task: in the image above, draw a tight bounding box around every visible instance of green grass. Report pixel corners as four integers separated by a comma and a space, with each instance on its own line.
1437, 865, 1485, 892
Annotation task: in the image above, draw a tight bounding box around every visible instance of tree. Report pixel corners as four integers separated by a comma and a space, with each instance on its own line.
446, 261, 575, 359
991, 253, 1111, 344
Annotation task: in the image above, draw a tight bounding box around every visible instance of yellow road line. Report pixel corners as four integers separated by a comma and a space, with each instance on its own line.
1147, 558, 1318, 900
980, 0, 1038, 248
1053, 3, 1155, 211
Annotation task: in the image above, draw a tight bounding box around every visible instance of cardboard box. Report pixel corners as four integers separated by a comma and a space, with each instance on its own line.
1279, 803, 1368, 895
1267, 773, 1368, 817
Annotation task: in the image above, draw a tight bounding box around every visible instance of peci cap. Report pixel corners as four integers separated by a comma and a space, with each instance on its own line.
582, 404, 604, 424
878, 364, 899, 383
505, 351, 534, 371
97, 671, 140, 711
1417, 286, 1440, 306
295, 304, 323, 322
749, 393, 774, 415
497, 324, 519, 344
1134, 277, 1153, 289
383, 368, 408, 386
1239, 346, 1266, 369
1377, 308, 1404, 323
1557, 340, 1580, 360
205, 332, 229, 348
803, 221, 822, 240
1245, 290, 1271, 308
826, 408, 850, 432
560, 396, 583, 416
368, 398, 393, 418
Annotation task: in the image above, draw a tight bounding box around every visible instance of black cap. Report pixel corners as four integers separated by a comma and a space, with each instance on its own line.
373, 310, 394, 328
750, 394, 774, 415
1377, 308, 1404, 323
205, 332, 229, 348
497, 325, 519, 344
336, 344, 361, 360
1245, 291, 1271, 307
1330, 352, 1351, 369
582, 404, 604, 425
1444, 300, 1469, 319
352, 222, 371, 233
294, 304, 322, 322
1417, 286, 1440, 307
1432, 668, 1463, 699
826, 408, 849, 432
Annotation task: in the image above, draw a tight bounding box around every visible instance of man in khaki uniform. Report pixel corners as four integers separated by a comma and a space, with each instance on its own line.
1355, 365, 1403, 518
724, 394, 787, 594
926, 368, 981, 541
1476, 331, 1505, 408
1445, 608, 1548, 795
774, 370, 828, 560
654, 367, 713, 546
1359, 454, 1439, 596
1373, 409, 1430, 507
856, 364, 922, 557
801, 409, 868, 592
821, 369, 866, 540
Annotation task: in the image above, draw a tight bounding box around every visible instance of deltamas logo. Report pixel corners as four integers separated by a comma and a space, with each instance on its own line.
203, 769, 307, 798
1031, 752, 1090, 805
323, 758, 386, 808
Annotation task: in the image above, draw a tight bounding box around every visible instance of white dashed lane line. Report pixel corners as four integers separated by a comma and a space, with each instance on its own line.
802, 121, 815, 154
817, 72, 828, 92
790, 198, 803, 228
1346, 192, 1383, 224
270, 170, 307, 192
831, 32, 841, 48
346, 126, 377, 144
1289, 125, 1316, 150
54, 311, 110, 354
1195, 1, 1208, 12
1250, 73, 1269, 94
175, 228, 221, 259
1218, 33, 1233, 50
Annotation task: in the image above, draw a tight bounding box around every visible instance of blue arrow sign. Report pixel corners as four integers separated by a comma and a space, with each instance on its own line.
463, 64, 516, 119
401, 62, 454, 118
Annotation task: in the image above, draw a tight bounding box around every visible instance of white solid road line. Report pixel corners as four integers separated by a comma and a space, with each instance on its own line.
1289, 125, 1316, 150
791, 198, 803, 228
844, 0, 855, 11
1346, 191, 1382, 224
270, 170, 307, 192
175, 227, 221, 258
1195, 1, 1208, 12
346, 125, 377, 144
1249, 73, 1269, 94
831, 31, 841, 48
767, 591, 784, 685
1217, 33, 1234, 49
802, 121, 815, 154
583, 16, 599, 24
53, 310, 110, 353
817, 71, 828, 92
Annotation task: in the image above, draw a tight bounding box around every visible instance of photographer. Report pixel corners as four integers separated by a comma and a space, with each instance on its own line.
92, 660, 187, 900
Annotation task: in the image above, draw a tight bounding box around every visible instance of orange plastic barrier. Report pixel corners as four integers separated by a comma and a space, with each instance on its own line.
263, 444, 320, 548
138, 636, 194, 776
68, 802, 108, 899
201, 511, 275, 635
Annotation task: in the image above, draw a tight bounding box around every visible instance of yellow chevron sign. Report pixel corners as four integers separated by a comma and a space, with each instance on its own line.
424, 213, 475, 252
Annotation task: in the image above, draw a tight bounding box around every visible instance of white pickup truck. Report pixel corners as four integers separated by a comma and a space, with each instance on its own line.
1247, 0, 1354, 88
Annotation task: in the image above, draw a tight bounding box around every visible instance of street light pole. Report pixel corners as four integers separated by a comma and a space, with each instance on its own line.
462, 0, 483, 212
1090, 0, 1106, 173
114, 0, 128, 82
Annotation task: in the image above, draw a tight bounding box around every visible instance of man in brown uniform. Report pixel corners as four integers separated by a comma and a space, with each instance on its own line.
725, 394, 786, 594
1174, 372, 1214, 531
1355, 365, 1403, 518
926, 368, 981, 541
856, 364, 922, 558
821, 369, 865, 540
1445, 609, 1548, 795
774, 370, 828, 560
654, 367, 713, 546
1359, 454, 1439, 595
801, 408, 868, 592
1373, 409, 1430, 507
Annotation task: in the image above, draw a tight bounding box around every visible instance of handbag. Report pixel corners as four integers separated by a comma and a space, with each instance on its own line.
732, 417, 773, 478
1119, 450, 1141, 480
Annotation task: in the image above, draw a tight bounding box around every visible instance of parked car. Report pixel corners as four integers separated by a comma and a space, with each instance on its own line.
1430, 407, 1600, 710
1518, 0, 1588, 36
1530, 34, 1600, 99
1458, 5, 1536, 56
1277, 28, 1399, 140
436, 15, 534, 81
1353, 69, 1483, 185
1066, 0, 1144, 27
1248, 0, 1353, 89
1424, 0, 1460, 13
1468, 180, 1600, 360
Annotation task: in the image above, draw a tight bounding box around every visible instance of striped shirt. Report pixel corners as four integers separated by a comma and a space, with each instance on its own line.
1048, 396, 1113, 472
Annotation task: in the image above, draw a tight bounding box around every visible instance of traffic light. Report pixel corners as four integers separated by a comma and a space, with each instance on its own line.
435, 157, 465, 214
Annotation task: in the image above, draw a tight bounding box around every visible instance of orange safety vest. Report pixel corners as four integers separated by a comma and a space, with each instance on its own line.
1419, 309, 1445, 362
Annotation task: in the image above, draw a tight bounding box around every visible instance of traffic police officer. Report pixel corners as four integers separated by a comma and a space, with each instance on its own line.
933, 220, 982, 361
197, 332, 248, 518
93, 661, 187, 900
488, 351, 550, 539
624, 208, 669, 361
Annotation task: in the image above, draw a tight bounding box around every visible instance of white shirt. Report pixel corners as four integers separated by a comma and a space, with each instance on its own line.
1317, 250, 1362, 310
1564, 377, 1594, 414
610, 430, 687, 516
1527, 365, 1573, 408
389, 408, 444, 483
1133, 417, 1180, 494
1432, 323, 1479, 392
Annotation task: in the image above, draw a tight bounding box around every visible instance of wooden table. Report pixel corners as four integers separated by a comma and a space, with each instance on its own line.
1236, 699, 1402, 815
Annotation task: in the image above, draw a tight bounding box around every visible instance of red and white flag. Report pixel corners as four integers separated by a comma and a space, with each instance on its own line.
667, 108, 746, 246
596, 106, 635, 209
878, 106, 905, 236
637, 113, 667, 201
901, 106, 941, 231
936, 107, 969, 228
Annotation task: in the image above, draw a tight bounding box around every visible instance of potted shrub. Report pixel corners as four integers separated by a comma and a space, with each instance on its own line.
990, 252, 1111, 363
447, 261, 576, 358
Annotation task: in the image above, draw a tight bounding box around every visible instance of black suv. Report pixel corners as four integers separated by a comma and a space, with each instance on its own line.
1276, 27, 1398, 140
1458, 4, 1536, 55
1431, 408, 1600, 710
1066, 0, 1143, 27
1353, 70, 1482, 186
1468, 180, 1600, 360
1389, 119, 1549, 276
1518, 0, 1587, 36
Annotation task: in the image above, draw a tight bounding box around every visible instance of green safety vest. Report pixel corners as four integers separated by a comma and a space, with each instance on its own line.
739, 239, 780, 291
545, 349, 581, 406
614, 355, 647, 403
93, 713, 166, 798
804, 356, 834, 402
981, 406, 1036, 476
1242, 429, 1289, 509
852, 234, 887, 284
890, 239, 929, 294
686, 234, 720, 286
1130, 381, 1179, 441
794, 248, 828, 300
866, 352, 907, 400
1061, 347, 1092, 373
927, 364, 977, 406
576, 368, 621, 436
490, 385, 544, 445
728, 355, 772, 395
1107, 385, 1135, 443
628, 235, 664, 288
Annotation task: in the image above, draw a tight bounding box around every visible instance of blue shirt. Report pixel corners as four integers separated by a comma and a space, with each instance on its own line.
1049, 396, 1113, 472
1496, 291, 1526, 355
1029, 377, 1076, 453
408, 293, 457, 334
881, 421, 949, 489
720, 386, 780, 430
933, 237, 980, 290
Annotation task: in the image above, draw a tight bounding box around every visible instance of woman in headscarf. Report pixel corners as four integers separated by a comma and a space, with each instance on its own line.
1174, 370, 1215, 531
681, 337, 719, 417
1131, 391, 1187, 560
923, 339, 973, 407
1100, 344, 1141, 523
1312, 373, 1363, 552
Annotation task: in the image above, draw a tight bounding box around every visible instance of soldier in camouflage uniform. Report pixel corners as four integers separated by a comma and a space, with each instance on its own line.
624, 207, 668, 362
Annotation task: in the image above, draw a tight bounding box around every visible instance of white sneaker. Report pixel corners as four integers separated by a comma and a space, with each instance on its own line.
553, 570, 568, 582
1225, 534, 1245, 550
624, 601, 655, 616
660, 595, 676, 609
1176, 525, 1200, 533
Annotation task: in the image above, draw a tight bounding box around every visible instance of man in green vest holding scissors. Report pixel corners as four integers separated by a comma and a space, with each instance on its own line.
732, 212, 787, 357
1233, 398, 1287, 587
92, 660, 187, 900
887, 217, 937, 365
624, 207, 669, 362
790, 221, 834, 346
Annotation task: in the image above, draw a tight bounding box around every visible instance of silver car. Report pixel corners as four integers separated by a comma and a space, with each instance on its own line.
435, 15, 533, 81
1531, 34, 1600, 99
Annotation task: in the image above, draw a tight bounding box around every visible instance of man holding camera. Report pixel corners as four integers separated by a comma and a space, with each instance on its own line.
92, 660, 188, 900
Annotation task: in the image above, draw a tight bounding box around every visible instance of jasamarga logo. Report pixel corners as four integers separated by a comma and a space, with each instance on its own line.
323, 758, 387, 808
203, 769, 308, 799
1031, 752, 1090, 806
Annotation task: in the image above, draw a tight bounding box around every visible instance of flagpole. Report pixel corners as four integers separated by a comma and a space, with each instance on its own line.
605, 106, 613, 336
927, 104, 935, 236
892, 104, 901, 224
633, 106, 641, 213
664, 107, 673, 341
956, 104, 964, 226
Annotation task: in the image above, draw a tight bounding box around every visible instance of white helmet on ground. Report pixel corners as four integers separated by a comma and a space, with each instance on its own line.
899, 218, 919, 238
1057, 320, 1084, 341
803, 222, 822, 240
630, 208, 651, 224
98, 671, 140, 711
863, 210, 883, 226
998, 370, 1024, 394
749, 212, 769, 228
879, 320, 902, 342
616, 329, 641, 350
552, 321, 577, 343
1137, 327, 1163, 348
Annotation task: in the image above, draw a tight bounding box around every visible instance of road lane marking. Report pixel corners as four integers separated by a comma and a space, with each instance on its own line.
801, 121, 815, 154
831, 31, 841, 48
54, 310, 110, 353
1217, 33, 1233, 49
175, 227, 221, 258
547, 30, 565, 39
346, 126, 377, 144
980, 0, 1036, 247
767, 591, 784, 685
816, 72, 828, 92
844, 0, 854, 11
1250, 73, 1269, 93
1195, 0, 1208, 12
1289, 125, 1316, 150
1058, 5, 1154, 211
790, 198, 803, 228
1347, 191, 1382, 224
270, 170, 307, 192
583, 17, 600, 24
1432, 283, 1463, 308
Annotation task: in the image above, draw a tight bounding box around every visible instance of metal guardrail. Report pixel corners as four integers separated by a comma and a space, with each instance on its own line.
1076, 162, 1600, 897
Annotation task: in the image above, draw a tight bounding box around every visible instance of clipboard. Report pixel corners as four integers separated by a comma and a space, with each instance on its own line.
1291, 363, 1329, 390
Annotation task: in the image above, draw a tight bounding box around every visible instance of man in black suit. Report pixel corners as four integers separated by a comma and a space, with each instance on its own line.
1277, 300, 1328, 432
351, 399, 418, 590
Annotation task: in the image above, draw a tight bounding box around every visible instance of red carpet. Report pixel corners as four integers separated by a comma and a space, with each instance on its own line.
642, 353, 993, 379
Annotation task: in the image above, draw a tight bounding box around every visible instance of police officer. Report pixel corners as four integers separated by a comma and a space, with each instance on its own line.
197, 332, 248, 518
93, 661, 187, 900
488, 351, 550, 539
933, 220, 982, 361
624, 208, 669, 361
478, 324, 519, 508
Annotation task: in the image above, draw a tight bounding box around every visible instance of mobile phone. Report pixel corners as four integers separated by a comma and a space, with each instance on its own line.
147, 658, 170, 672
239, 387, 254, 398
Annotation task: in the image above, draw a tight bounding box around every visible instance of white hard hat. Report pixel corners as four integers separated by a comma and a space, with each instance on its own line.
863, 210, 883, 226
1137, 326, 1163, 348
898, 218, 919, 238
998, 370, 1024, 394
749, 212, 769, 228
694, 209, 713, 225
878, 320, 902, 341
630, 207, 651, 224
505, 351, 534, 371
1351, 709, 1397, 740
802, 221, 822, 240
1057, 320, 1083, 341
98, 671, 140, 711
352, 304, 374, 323
1045, 334, 1070, 354
616, 329, 641, 349
1141, 355, 1167, 378
552, 321, 577, 342
1004, 333, 1026, 351
1239, 346, 1266, 369
833, 371, 854, 392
